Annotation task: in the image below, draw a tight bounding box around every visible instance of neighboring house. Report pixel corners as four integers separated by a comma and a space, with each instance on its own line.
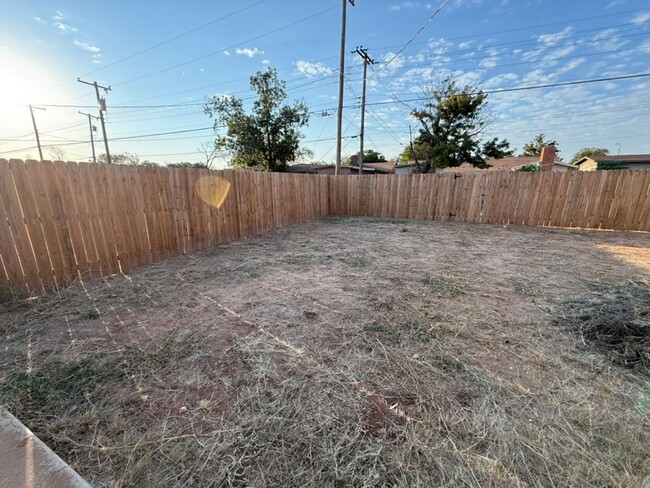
396, 146, 577, 174
286, 162, 395, 175
285, 164, 331, 174
575, 154, 650, 171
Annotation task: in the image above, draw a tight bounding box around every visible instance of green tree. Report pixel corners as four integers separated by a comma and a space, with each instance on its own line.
520, 133, 558, 157
204, 68, 309, 172
518, 163, 539, 172
98, 152, 140, 165
346, 149, 388, 165
167, 162, 210, 169
404, 76, 513, 173
570, 147, 609, 164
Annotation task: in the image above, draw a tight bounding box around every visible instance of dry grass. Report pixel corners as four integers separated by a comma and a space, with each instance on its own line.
1, 217, 650, 487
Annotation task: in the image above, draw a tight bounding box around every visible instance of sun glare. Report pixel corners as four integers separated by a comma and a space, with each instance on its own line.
0, 51, 58, 110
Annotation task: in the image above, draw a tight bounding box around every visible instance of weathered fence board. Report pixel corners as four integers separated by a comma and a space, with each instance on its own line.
329, 170, 649, 232
0, 160, 331, 295
0, 158, 648, 296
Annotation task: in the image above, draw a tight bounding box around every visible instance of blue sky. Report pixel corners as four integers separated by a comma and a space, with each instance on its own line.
1, 0, 649, 167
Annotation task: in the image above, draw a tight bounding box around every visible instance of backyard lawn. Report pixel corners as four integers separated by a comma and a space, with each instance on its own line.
1, 217, 649, 487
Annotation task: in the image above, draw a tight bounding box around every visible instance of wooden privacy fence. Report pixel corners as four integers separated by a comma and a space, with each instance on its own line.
331, 170, 650, 232
0, 159, 330, 295
0, 159, 648, 296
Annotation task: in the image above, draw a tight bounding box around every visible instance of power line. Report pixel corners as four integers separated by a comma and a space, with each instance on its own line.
363, 72, 650, 107
113, 4, 340, 88
48, 1, 268, 93
368, 18, 649, 60
374, 0, 450, 75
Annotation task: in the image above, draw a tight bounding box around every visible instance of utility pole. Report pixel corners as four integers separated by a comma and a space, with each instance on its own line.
79, 111, 99, 163
77, 78, 111, 164
354, 46, 374, 175
335, 0, 355, 176
28, 105, 46, 161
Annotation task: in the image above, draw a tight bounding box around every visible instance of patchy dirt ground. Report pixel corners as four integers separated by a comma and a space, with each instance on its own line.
1, 217, 649, 487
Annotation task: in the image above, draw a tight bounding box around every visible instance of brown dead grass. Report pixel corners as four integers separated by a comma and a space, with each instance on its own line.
1, 217, 650, 487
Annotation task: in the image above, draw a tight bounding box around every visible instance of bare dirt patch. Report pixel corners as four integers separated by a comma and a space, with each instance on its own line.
1, 217, 649, 487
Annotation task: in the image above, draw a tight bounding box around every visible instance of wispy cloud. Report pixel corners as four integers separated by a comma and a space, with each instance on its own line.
235, 47, 264, 58
295, 61, 333, 77
34, 16, 47, 24
223, 50, 230, 56
73, 40, 100, 53
261, 59, 271, 65
53, 21, 77, 33
640, 39, 650, 53
631, 11, 650, 25
537, 27, 572, 46
605, 0, 625, 8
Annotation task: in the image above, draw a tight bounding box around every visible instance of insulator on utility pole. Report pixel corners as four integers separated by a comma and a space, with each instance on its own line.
77, 78, 112, 164
335, 0, 355, 176
354, 46, 374, 175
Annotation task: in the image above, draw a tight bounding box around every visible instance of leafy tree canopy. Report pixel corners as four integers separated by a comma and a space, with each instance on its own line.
570, 147, 609, 164
204, 68, 309, 172
168, 162, 210, 169
521, 133, 559, 157
402, 76, 513, 173
98, 152, 140, 165
346, 149, 388, 165
518, 163, 540, 172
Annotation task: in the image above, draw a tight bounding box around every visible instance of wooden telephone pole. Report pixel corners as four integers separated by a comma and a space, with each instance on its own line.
77, 78, 112, 163
354, 46, 374, 175
79, 111, 99, 163
28, 105, 46, 161
335, 0, 355, 175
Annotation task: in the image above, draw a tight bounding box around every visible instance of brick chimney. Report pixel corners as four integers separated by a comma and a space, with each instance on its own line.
540, 145, 556, 172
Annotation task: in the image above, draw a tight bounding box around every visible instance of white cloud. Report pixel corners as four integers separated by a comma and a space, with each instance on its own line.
537, 27, 572, 46
640, 39, 650, 53
631, 11, 650, 24
606, 0, 624, 8
53, 21, 77, 33
591, 28, 629, 50
295, 60, 334, 77
235, 47, 264, 58
261, 59, 271, 65
223, 50, 230, 56
53, 10, 66, 21
479, 57, 499, 68
543, 45, 576, 62
381, 51, 405, 72
427, 38, 453, 55
34, 16, 47, 24
73, 40, 100, 53
557, 57, 586, 74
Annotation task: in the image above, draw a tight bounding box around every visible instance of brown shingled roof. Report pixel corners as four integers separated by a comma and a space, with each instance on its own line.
589, 154, 650, 163
441, 156, 539, 173
364, 162, 395, 173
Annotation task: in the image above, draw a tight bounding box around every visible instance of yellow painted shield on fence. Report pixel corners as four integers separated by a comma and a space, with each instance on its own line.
195, 176, 231, 208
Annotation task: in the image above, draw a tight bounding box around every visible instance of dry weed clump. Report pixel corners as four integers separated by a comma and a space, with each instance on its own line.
553, 280, 650, 372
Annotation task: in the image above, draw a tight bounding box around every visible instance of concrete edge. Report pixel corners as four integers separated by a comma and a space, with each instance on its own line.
0, 408, 92, 488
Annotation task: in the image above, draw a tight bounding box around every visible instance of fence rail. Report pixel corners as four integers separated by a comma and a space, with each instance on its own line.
1, 159, 648, 295
0, 159, 330, 295
330, 170, 650, 231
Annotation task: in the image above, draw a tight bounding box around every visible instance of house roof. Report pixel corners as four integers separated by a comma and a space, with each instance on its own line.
577, 154, 650, 164
285, 164, 333, 173
441, 156, 540, 173
364, 162, 395, 173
